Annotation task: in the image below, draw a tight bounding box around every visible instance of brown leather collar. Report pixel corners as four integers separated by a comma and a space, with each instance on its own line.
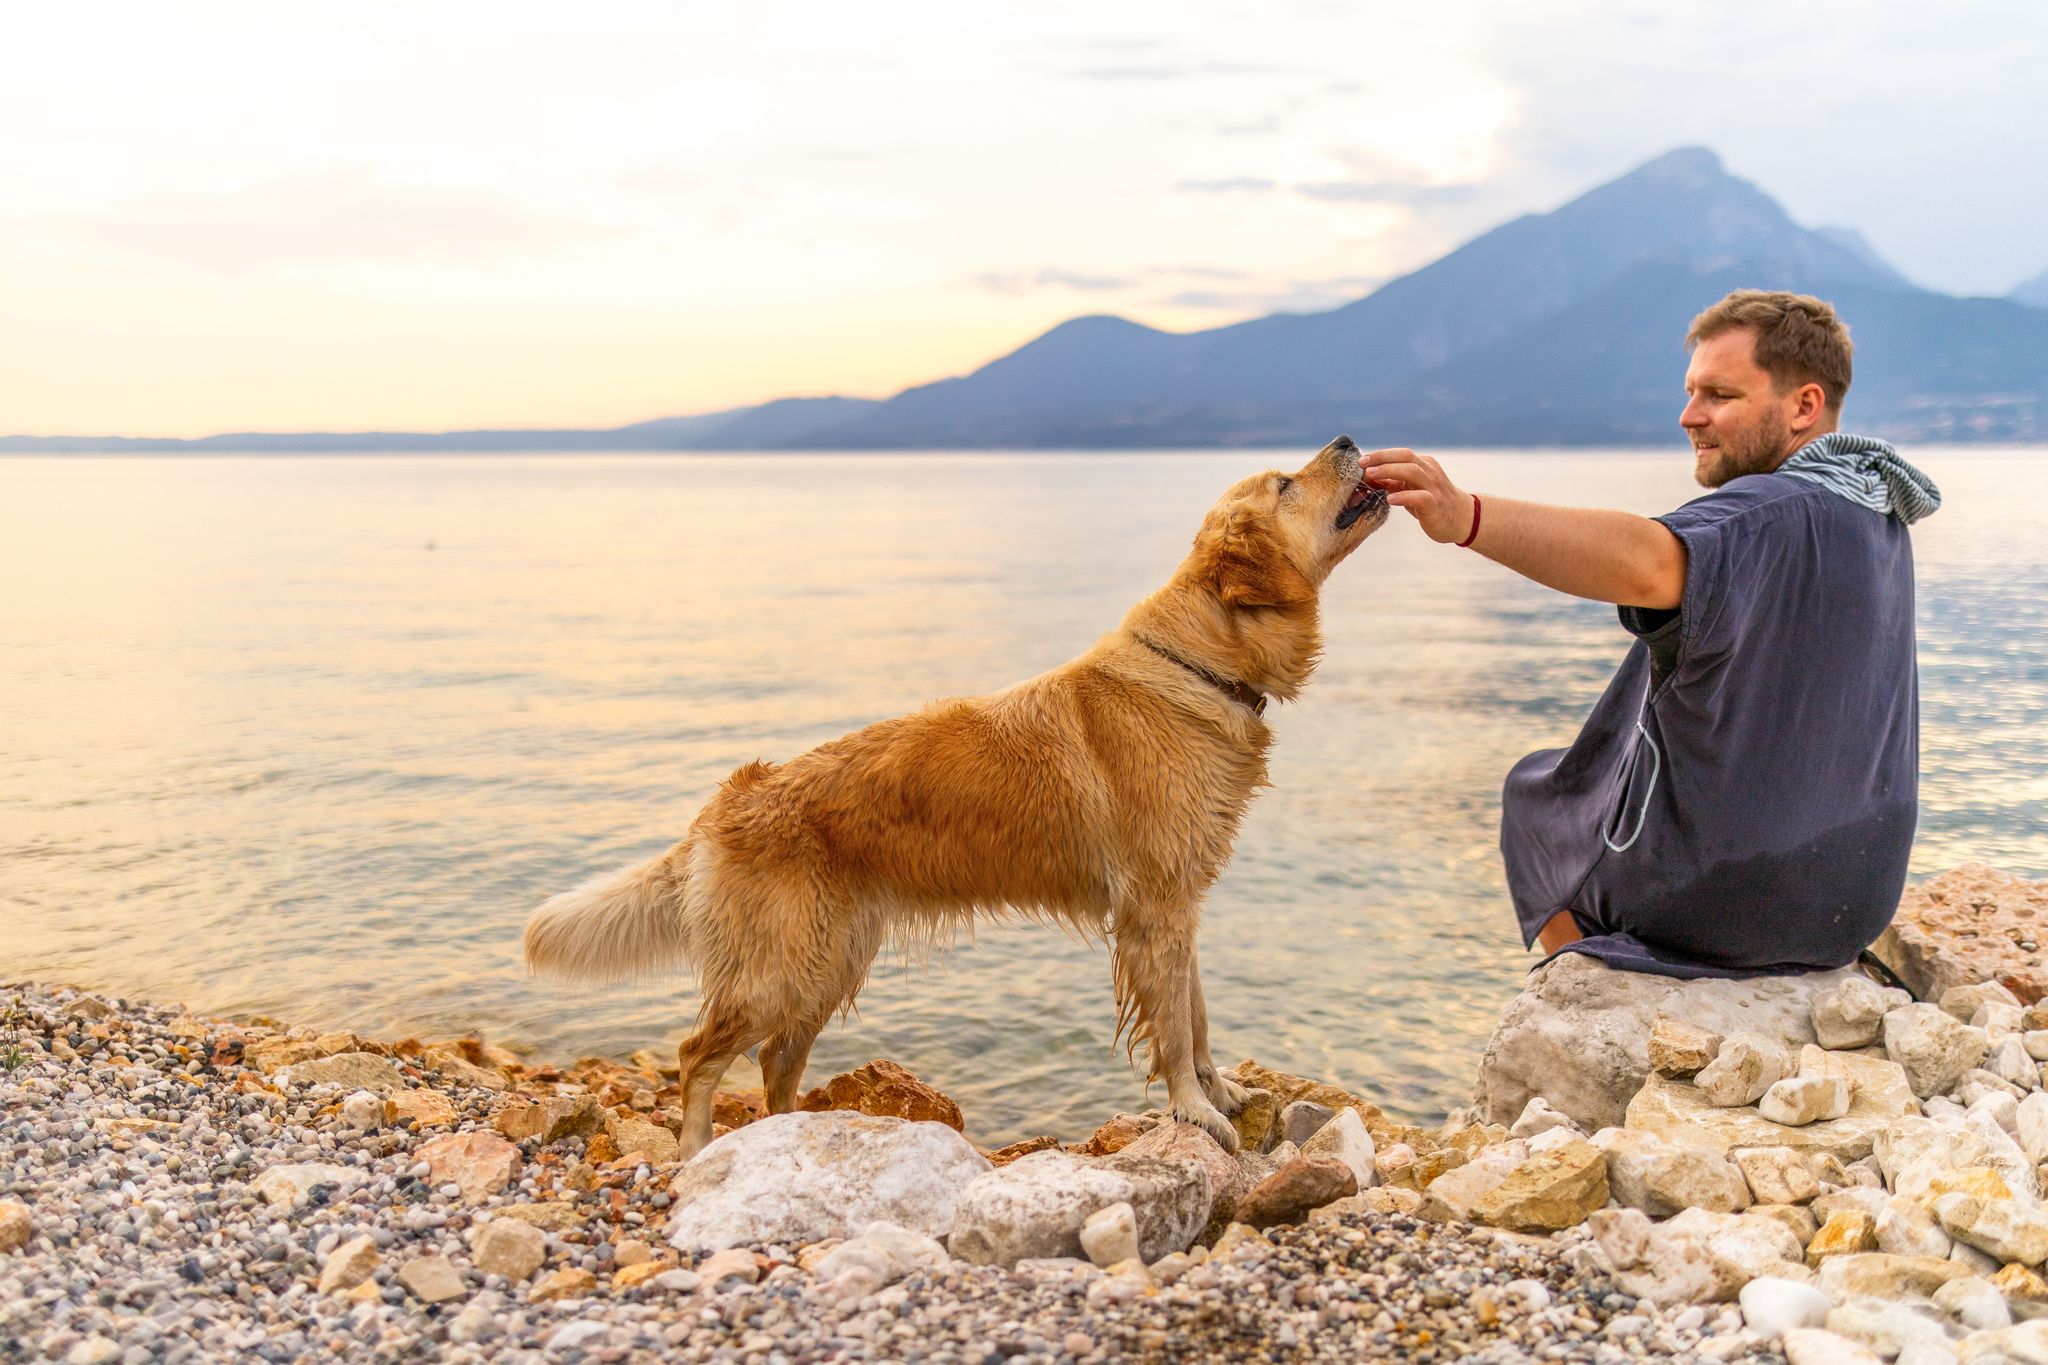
1136, 637, 1267, 716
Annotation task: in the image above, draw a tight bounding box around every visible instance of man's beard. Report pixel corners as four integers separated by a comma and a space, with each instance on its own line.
1693, 412, 1794, 489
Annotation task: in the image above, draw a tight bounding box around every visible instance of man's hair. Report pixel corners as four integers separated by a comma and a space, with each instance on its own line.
1686, 290, 1854, 414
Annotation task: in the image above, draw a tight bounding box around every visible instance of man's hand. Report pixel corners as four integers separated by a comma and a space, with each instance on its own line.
1364, 446, 1689, 610
1363, 448, 1476, 544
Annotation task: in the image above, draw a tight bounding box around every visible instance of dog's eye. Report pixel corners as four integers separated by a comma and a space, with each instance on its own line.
1276, 477, 1294, 494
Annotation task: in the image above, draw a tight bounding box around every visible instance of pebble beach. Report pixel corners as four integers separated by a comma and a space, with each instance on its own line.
0, 980, 1752, 1365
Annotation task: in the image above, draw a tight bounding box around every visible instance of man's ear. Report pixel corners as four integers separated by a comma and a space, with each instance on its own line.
1208, 506, 1311, 607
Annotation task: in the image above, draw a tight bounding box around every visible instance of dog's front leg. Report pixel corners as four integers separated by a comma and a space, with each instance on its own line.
1114, 911, 1239, 1153
1187, 946, 1249, 1116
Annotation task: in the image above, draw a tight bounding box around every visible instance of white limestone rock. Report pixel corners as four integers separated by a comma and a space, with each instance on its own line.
1966, 1090, 2020, 1135
1078, 1202, 1140, 1269
1741, 1276, 1834, 1339
1935, 1276, 2013, 1332
1510, 1096, 1585, 1141
1736, 1147, 1823, 1207
1987, 1036, 2037, 1092
1885, 1005, 1993, 1100
811, 1221, 948, 1286
1811, 977, 1899, 1051
1298, 1107, 1377, 1189
1941, 982, 2021, 1024
1825, 1300, 1956, 1360
1952, 1320, 2048, 1365
1762, 1076, 1854, 1127
1971, 1002, 2025, 1041
664, 1111, 992, 1251
2018, 1093, 2048, 1164
1698, 1034, 1795, 1108
1593, 1128, 1751, 1216
253, 1162, 366, 1208
1781, 1328, 1886, 1365
1936, 1194, 2048, 1266
947, 1147, 1210, 1267
1470, 953, 1864, 1131
1964, 1111, 2040, 1199
1876, 1198, 1954, 1261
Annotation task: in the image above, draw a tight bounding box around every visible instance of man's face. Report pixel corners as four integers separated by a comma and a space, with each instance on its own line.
1679, 329, 1797, 489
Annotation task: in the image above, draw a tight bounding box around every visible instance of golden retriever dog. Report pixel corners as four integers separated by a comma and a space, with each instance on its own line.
525, 435, 1387, 1157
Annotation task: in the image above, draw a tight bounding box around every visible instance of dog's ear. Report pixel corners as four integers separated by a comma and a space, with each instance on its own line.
1207, 504, 1312, 608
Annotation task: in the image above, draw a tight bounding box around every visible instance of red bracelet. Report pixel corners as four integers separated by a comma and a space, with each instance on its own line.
1456, 493, 1483, 548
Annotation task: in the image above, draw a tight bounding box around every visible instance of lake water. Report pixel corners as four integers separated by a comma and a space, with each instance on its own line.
4, 450, 2044, 1146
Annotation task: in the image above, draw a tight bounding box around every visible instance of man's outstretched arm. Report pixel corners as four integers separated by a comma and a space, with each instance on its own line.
1364, 448, 1687, 610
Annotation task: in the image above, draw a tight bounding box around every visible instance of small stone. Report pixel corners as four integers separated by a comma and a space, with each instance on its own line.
1079, 1202, 1140, 1268
242, 1036, 323, 1072
416, 1131, 520, 1205
1761, 1076, 1854, 1127
1967, 1088, 2021, 1135
2025, 1030, 2048, 1062
527, 1268, 596, 1303
317, 1235, 380, 1294
1807, 1210, 1880, 1264
1357, 1186, 1422, 1215
1416, 1149, 1519, 1224
607, 1115, 681, 1165
696, 1248, 760, 1284
64, 1337, 122, 1365
1780, 1327, 1884, 1365
341, 1090, 384, 1130
1992, 1261, 2048, 1302
0, 1201, 32, 1253
1934, 1275, 2013, 1331
611, 1260, 668, 1289
1884, 1004, 1992, 1100
1235, 1156, 1357, 1230
492, 1201, 583, 1233
1064, 1333, 1096, 1357
1697, 1034, 1793, 1107
1877, 1197, 1954, 1260
1471, 1138, 1609, 1233
1815, 1252, 1974, 1301
1650, 1016, 1725, 1078
1082, 1115, 1147, 1156
796, 1058, 965, 1131
396, 1254, 467, 1303
1812, 977, 1894, 1050
385, 1089, 457, 1127
652, 1268, 704, 1293
1228, 1089, 1281, 1154
469, 1218, 546, 1280
1279, 1100, 1335, 1147
492, 1094, 605, 1144
1750, 1204, 1822, 1247
1988, 1035, 2037, 1090
548, 1322, 611, 1352
274, 1052, 404, 1094
1298, 1106, 1377, 1190
1740, 1276, 1833, 1339
253, 1161, 364, 1207
447, 1300, 503, 1344
2017, 1093, 2048, 1163
1937, 1193, 2048, 1265
1593, 1127, 1751, 1216
1940, 981, 2022, 1024
1118, 1120, 1250, 1242
1737, 1147, 1824, 1206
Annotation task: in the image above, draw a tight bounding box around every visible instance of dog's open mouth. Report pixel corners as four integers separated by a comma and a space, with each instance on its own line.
1335, 480, 1385, 530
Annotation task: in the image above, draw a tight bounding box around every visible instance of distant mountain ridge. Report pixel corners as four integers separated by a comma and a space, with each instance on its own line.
7, 148, 2044, 452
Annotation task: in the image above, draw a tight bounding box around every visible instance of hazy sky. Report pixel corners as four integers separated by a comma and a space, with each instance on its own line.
6, 1, 2043, 436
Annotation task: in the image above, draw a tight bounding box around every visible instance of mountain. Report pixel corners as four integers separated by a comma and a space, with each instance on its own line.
785, 147, 2043, 447
7, 148, 2044, 451
0, 396, 878, 454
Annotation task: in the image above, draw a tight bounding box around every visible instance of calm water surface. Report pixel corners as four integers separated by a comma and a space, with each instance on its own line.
4, 450, 2044, 1144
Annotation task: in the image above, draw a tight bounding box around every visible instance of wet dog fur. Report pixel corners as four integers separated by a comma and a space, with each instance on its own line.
523, 436, 1388, 1157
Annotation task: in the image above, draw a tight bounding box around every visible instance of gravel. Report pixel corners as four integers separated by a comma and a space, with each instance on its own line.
0, 982, 1782, 1364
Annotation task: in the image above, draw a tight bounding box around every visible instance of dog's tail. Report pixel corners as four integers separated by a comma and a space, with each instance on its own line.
523, 848, 694, 986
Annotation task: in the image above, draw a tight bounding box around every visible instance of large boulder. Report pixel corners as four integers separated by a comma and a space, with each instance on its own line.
665, 1112, 991, 1251
1873, 865, 2048, 1005
1470, 954, 1865, 1132
1117, 1121, 1249, 1244
947, 1148, 1210, 1267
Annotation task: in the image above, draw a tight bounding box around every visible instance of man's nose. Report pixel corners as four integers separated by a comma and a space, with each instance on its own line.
1678, 396, 1708, 428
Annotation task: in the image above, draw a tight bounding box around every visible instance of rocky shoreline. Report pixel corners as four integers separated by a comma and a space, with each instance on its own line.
6, 865, 2047, 1365
2, 979, 1710, 1365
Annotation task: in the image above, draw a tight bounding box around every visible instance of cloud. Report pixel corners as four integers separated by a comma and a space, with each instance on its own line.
1166, 275, 1385, 314
1174, 177, 1277, 194
974, 268, 1138, 296
1294, 180, 1483, 207
1076, 65, 1186, 80
58, 171, 613, 272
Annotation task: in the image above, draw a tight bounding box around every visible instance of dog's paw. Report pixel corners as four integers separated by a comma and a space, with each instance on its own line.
1204, 1070, 1251, 1116
1172, 1097, 1240, 1154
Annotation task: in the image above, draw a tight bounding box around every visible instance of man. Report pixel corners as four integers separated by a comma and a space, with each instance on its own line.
1363, 290, 1941, 978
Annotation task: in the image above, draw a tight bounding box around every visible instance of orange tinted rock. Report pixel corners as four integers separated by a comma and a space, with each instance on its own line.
985, 1136, 1061, 1167
713, 1090, 766, 1129
586, 1133, 620, 1164
797, 1060, 964, 1131
1083, 1115, 1148, 1156
1875, 864, 2048, 1005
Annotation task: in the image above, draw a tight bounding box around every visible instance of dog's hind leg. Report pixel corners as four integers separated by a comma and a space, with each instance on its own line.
760, 1010, 830, 1115
1187, 946, 1249, 1116
1114, 907, 1238, 1153
674, 1004, 767, 1161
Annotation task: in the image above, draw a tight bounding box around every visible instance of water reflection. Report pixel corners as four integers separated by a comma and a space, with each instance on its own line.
1, 450, 2041, 1144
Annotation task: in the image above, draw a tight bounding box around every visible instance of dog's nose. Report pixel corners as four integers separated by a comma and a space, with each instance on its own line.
1329, 435, 1357, 453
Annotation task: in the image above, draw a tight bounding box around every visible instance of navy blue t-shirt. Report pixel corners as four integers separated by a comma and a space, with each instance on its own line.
1500, 472, 1919, 978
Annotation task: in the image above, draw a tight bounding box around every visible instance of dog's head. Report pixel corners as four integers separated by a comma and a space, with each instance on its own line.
1191, 435, 1387, 608
1133, 436, 1386, 704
